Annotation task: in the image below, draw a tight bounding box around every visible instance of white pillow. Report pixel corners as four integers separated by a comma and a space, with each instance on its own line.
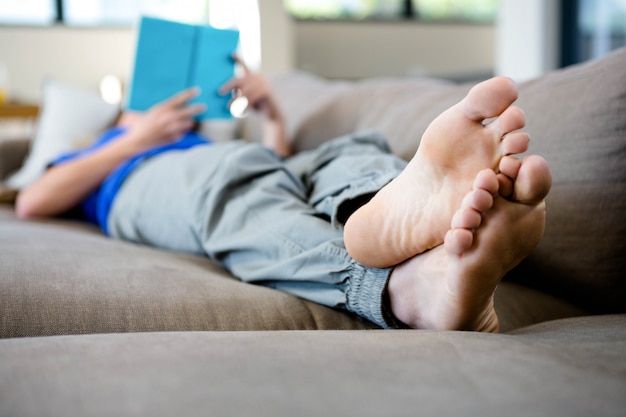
6, 78, 120, 189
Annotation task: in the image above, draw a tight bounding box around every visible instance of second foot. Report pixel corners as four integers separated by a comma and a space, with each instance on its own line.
386, 158, 551, 332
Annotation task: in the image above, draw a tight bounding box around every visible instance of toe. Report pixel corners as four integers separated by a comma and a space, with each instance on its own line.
444, 228, 474, 255
491, 106, 525, 135
514, 155, 552, 204
499, 156, 522, 180
462, 188, 494, 212
451, 206, 482, 230
462, 77, 519, 121
473, 169, 499, 194
497, 173, 514, 198
501, 131, 529, 155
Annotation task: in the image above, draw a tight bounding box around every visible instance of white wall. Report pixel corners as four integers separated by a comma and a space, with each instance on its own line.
257, 0, 294, 75
294, 21, 495, 79
495, 0, 560, 82
0, 26, 136, 102
0, 2, 498, 103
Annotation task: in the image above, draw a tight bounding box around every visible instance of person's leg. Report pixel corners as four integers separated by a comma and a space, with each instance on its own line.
386, 155, 551, 331
285, 130, 407, 227
344, 77, 530, 268
109, 140, 397, 328
195, 140, 398, 327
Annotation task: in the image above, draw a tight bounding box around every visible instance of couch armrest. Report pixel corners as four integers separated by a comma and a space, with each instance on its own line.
0, 137, 30, 182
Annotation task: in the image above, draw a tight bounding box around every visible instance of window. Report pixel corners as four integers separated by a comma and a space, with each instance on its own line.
0, 0, 209, 26
576, 0, 626, 61
561, 0, 626, 66
0, 0, 261, 71
284, 0, 499, 22
2, 0, 499, 26
63, 0, 209, 26
0, 0, 55, 25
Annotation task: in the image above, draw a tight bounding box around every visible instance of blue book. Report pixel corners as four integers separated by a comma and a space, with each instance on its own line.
127, 16, 240, 120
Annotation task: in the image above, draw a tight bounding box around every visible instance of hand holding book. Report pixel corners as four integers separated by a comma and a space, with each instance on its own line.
219, 55, 284, 124
121, 88, 206, 150
220, 56, 291, 157
126, 16, 290, 156
127, 16, 240, 120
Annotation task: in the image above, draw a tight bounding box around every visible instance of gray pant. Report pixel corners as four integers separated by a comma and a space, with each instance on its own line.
108, 131, 407, 328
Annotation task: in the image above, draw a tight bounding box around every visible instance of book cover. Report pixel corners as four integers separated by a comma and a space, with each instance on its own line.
127, 16, 240, 120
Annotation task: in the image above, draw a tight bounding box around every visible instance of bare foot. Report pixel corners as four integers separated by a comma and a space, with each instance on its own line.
387, 155, 551, 331
344, 77, 530, 268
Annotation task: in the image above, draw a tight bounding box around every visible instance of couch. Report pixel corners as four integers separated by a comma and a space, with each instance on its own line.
1, 48, 625, 416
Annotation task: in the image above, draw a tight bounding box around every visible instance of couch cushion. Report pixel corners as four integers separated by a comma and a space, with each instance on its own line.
0, 204, 582, 336
0, 206, 376, 337
1, 315, 624, 417
287, 75, 464, 158
0, 137, 30, 182
266, 71, 352, 151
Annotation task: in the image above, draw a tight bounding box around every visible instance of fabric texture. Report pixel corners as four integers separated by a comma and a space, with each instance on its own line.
0, 138, 30, 203
6, 78, 120, 189
1, 315, 624, 417
0, 137, 30, 181
0, 206, 376, 337
0, 203, 581, 336
505, 49, 626, 314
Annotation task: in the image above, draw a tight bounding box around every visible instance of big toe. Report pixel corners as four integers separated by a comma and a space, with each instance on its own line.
462, 76, 519, 121
514, 155, 552, 204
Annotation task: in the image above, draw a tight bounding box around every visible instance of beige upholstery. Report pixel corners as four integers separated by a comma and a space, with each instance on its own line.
0, 315, 624, 417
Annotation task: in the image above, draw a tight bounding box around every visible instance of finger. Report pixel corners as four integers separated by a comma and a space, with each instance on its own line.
166, 87, 201, 108
176, 118, 196, 132
244, 92, 263, 108
166, 116, 196, 139
242, 85, 266, 107
179, 103, 206, 118
219, 78, 244, 95
220, 75, 256, 97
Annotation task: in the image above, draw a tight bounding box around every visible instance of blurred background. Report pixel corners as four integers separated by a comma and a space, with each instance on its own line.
0, 0, 625, 104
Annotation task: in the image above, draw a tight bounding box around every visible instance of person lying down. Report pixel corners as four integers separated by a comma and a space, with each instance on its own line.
16, 61, 551, 331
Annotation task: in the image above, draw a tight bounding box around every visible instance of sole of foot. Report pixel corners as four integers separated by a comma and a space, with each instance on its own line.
344, 77, 530, 269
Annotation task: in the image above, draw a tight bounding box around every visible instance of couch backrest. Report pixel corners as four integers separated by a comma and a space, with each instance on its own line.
272, 48, 626, 314
510, 48, 626, 313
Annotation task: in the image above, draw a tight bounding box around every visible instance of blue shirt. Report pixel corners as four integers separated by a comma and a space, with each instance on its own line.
52, 127, 211, 234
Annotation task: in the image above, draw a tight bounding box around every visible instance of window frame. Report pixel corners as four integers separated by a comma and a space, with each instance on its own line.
1, 0, 499, 27
0, 0, 209, 28
284, 0, 498, 25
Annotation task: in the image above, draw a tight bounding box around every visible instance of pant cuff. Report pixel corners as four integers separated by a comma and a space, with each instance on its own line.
346, 263, 405, 329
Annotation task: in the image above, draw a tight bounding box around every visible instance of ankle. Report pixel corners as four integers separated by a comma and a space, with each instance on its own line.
387, 265, 422, 329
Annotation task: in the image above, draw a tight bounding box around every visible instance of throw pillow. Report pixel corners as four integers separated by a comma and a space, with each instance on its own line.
6, 78, 120, 189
